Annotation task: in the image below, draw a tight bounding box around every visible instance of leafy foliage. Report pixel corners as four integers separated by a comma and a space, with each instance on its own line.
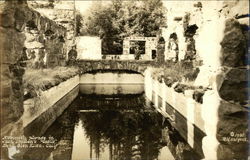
81, 0, 166, 54
82, 0, 166, 38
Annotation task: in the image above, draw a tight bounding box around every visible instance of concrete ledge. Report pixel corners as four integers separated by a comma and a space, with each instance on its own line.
21, 75, 79, 128
145, 69, 206, 157
145, 69, 205, 132
24, 85, 79, 136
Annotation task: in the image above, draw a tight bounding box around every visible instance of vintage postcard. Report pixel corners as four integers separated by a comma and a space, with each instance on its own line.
0, 0, 249, 160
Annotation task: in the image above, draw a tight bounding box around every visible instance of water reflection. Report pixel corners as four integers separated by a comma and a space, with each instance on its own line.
75, 109, 165, 160
13, 83, 200, 160
71, 94, 199, 160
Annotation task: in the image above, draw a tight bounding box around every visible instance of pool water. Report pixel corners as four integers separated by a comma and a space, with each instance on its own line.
14, 84, 200, 160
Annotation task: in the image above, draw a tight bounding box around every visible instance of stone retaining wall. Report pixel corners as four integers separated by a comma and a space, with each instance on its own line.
1, 1, 28, 135
2, 1, 67, 68
28, 0, 76, 61
22, 6, 67, 68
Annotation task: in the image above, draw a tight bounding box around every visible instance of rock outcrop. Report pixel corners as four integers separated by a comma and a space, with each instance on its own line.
0, 1, 27, 132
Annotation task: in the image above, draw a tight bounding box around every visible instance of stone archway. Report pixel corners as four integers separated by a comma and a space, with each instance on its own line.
77, 60, 154, 76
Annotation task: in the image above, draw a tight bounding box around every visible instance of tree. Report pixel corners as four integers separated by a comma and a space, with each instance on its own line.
81, 0, 167, 54
75, 11, 83, 36
117, 0, 166, 37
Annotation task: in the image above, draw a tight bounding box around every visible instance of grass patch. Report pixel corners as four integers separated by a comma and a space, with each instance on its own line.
151, 61, 200, 84
23, 66, 79, 99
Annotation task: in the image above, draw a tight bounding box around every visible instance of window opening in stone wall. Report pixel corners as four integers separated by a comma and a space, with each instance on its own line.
129, 41, 146, 55
152, 50, 157, 59
101, 38, 123, 55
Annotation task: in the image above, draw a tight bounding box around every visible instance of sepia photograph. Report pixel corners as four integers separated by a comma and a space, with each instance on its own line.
0, 0, 249, 159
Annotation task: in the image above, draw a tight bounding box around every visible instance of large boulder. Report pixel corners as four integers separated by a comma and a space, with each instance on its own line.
216, 67, 247, 105
216, 100, 248, 160
220, 19, 247, 67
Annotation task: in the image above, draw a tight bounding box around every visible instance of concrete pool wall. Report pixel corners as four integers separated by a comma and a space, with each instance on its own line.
23, 75, 79, 135
144, 68, 248, 160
